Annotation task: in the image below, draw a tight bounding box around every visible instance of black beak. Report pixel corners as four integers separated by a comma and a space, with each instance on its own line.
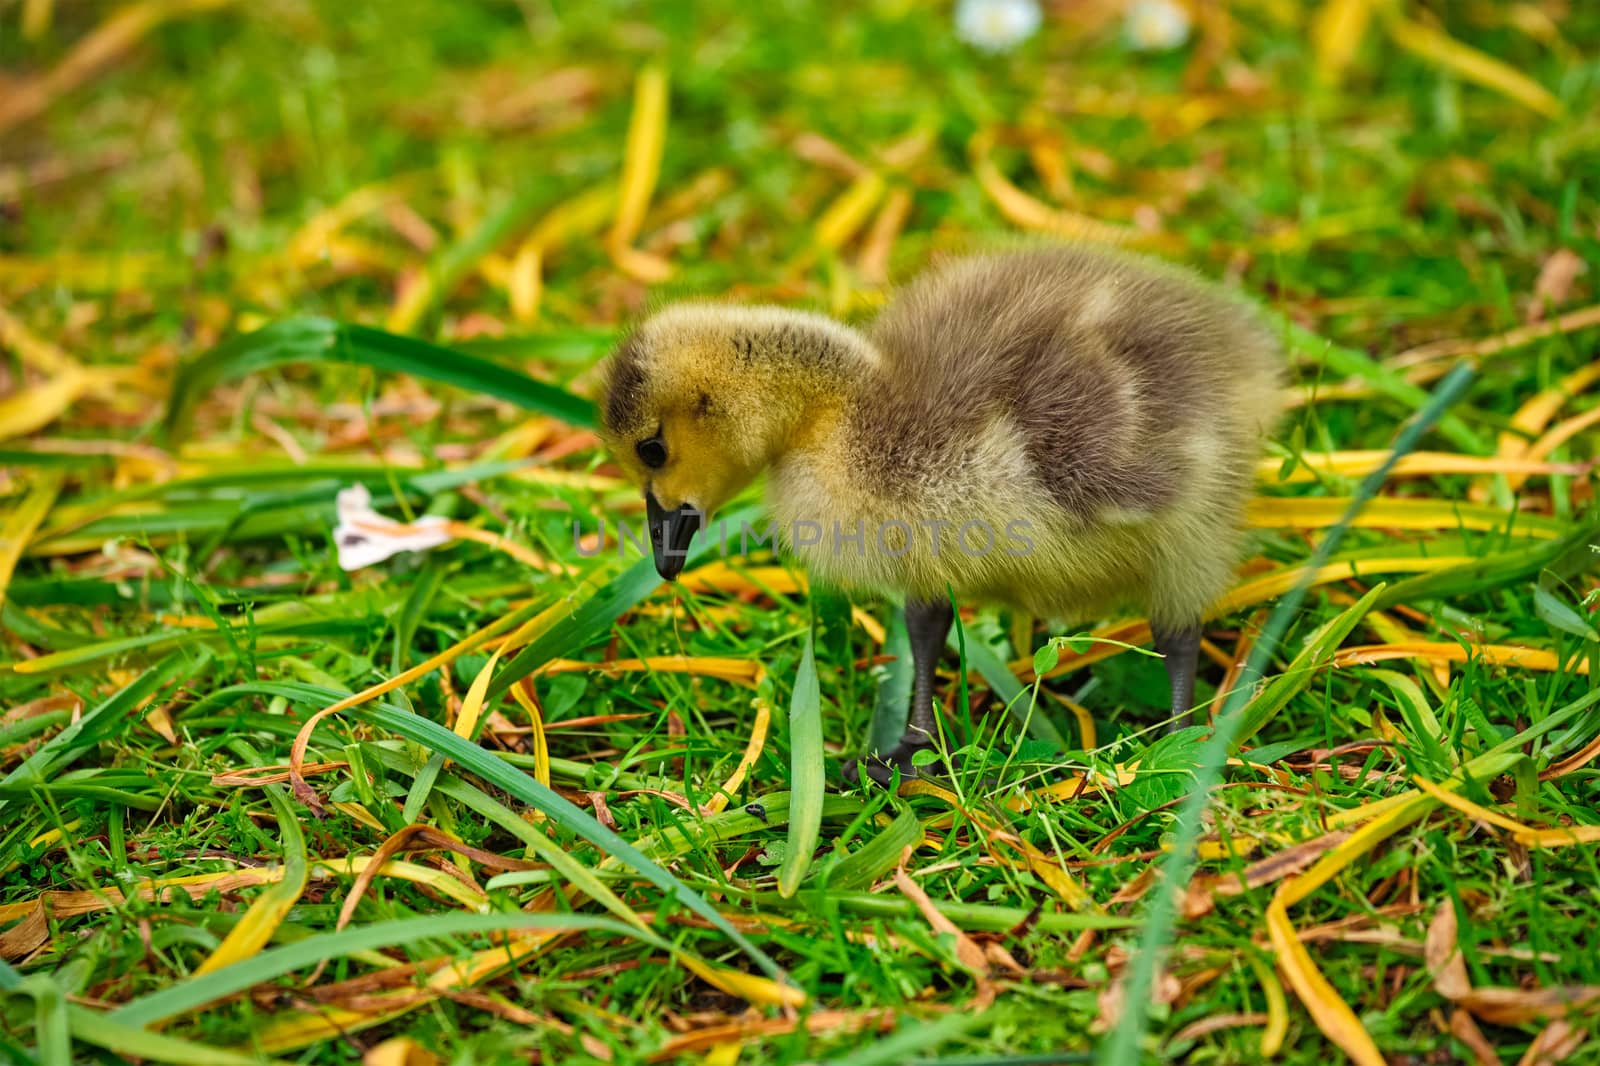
646, 491, 702, 581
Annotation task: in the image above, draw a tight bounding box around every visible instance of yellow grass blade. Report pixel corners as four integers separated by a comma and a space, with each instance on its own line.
0, 365, 88, 440
1215, 556, 1474, 615
0, 251, 171, 289
1482, 358, 1600, 496
968, 128, 1142, 246
1247, 495, 1563, 537
451, 646, 504, 742
507, 243, 544, 323
1500, 359, 1600, 459
0, 868, 279, 924
287, 597, 554, 810
285, 182, 397, 269
250, 931, 571, 1051
608, 65, 671, 280
540, 654, 763, 685
0, 306, 75, 374
814, 171, 886, 253
784, 171, 886, 276
1265, 899, 1386, 1066
1411, 775, 1537, 834
1514, 825, 1600, 849
679, 562, 807, 596
899, 779, 1097, 911
0, 472, 62, 612
1312, 0, 1373, 85
1262, 450, 1587, 484
0, 0, 236, 133
1246, 954, 1290, 1057
705, 687, 772, 814
21, 0, 54, 39
857, 185, 913, 284
1330, 642, 1587, 675
1398, 303, 1600, 367
1384, 14, 1562, 117
510, 798, 805, 1008
508, 184, 618, 321
1526, 406, 1600, 467
508, 681, 551, 788
363, 1037, 439, 1066
539, 654, 773, 814
193, 787, 308, 975
677, 954, 807, 1009
1268, 793, 1433, 1064
320, 856, 489, 910
440, 521, 557, 571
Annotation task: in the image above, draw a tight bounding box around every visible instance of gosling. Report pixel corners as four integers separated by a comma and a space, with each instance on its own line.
598, 245, 1283, 785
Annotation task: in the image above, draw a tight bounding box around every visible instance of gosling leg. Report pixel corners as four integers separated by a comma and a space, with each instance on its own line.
1152, 622, 1202, 731
844, 596, 954, 786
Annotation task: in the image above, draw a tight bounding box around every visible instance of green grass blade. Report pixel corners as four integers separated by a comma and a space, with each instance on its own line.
0, 652, 199, 811
67, 1011, 282, 1066
163, 317, 596, 443
828, 804, 923, 891
868, 604, 913, 753
820, 1009, 990, 1066
1231, 583, 1388, 747
108, 913, 660, 1028
189, 780, 309, 975
1100, 361, 1479, 1065
15, 976, 69, 1066
356, 700, 789, 982
486, 504, 764, 701
165, 677, 787, 981
1287, 321, 1489, 453
778, 632, 823, 897
1373, 511, 1600, 610
958, 629, 1066, 747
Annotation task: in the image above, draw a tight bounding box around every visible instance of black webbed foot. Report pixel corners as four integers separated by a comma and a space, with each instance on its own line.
840, 734, 942, 787
842, 596, 956, 789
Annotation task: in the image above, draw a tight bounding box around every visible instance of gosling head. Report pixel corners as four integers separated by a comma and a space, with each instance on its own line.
598, 304, 874, 580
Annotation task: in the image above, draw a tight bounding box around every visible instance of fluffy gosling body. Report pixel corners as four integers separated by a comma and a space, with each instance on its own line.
600, 245, 1283, 783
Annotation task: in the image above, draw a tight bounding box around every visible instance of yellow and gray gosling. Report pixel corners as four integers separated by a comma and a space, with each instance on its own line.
599, 245, 1284, 784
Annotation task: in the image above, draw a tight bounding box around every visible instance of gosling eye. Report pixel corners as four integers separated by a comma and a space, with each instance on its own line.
636, 434, 668, 469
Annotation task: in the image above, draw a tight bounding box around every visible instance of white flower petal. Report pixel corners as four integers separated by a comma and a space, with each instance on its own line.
956, 0, 1043, 53
332, 483, 454, 571
1125, 0, 1191, 52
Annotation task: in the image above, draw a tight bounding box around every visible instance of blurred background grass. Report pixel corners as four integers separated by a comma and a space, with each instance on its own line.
3, 1, 1600, 1064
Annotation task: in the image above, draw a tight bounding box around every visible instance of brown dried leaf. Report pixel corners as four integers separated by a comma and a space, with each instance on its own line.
1527, 249, 1588, 323
1426, 902, 1472, 1001
1460, 985, 1600, 1025
1187, 829, 1352, 918
1519, 1020, 1585, 1066
893, 849, 993, 1000
588, 792, 617, 831
1449, 1008, 1500, 1066
0, 900, 48, 960
1170, 1011, 1271, 1044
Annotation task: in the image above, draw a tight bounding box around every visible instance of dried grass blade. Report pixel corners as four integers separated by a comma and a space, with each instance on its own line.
0, 0, 235, 133
1312, 0, 1373, 84
0, 471, 62, 610
1384, 13, 1562, 117
608, 65, 671, 280
193, 785, 308, 976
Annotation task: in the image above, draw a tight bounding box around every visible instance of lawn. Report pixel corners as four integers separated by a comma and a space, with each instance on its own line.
2, 1, 1599, 1063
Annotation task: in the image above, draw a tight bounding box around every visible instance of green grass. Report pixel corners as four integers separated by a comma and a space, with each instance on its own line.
3, 1, 1600, 1063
